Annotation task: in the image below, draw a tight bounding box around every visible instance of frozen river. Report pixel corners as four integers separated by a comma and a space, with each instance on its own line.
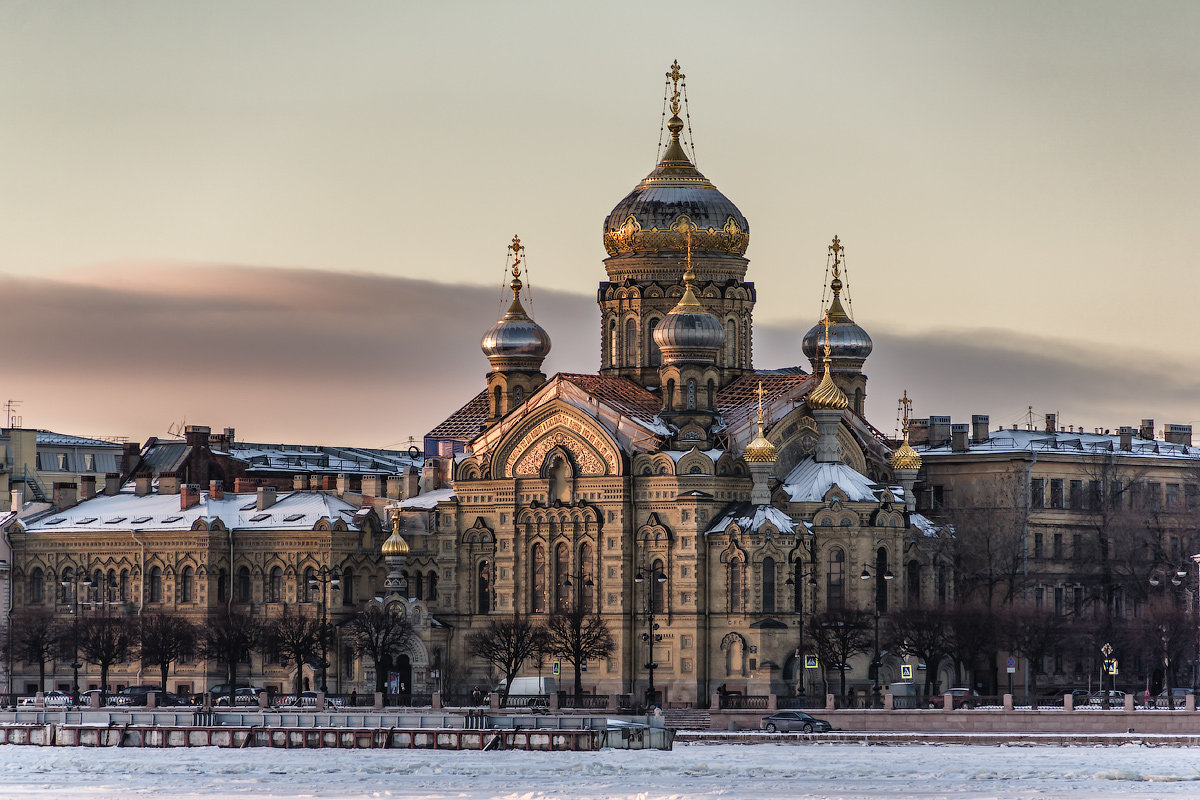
2, 741, 1200, 799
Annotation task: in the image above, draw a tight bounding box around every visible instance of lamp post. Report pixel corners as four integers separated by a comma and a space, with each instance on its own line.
1148, 567, 1189, 709
308, 565, 341, 694
634, 566, 667, 709
59, 567, 94, 705
786, 562, 818, 698
859, 562, 894, 703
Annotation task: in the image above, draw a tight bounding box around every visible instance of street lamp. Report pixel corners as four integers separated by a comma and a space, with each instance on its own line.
307, 565, 341, 694
634, 566, 667, 709
785, 565, 818, 698
860, 562, 894, 702
60, 567, 94, 705
1148, 567, 1191, 709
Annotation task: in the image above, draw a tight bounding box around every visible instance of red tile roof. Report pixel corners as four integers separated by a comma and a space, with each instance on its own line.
718, 372, 815, 432
558, 373, 663, 427
425, 390, 489, 440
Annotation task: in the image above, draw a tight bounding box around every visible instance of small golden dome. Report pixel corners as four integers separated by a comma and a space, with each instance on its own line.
807, 360, 849, 411
744, 430, 777, 463
381, 530, 410, 556
889, 438, 922, 471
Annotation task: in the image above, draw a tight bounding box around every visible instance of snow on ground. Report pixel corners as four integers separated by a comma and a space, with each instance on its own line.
2, 742, 1200, 799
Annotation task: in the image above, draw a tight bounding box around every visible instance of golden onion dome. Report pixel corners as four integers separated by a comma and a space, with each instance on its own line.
743, 429, 777, 463
381, 530, 410, 557
889, 438, 922, 471
807, 359, 849, 411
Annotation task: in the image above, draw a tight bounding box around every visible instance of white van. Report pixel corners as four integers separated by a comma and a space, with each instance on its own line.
498, 676, 557, 698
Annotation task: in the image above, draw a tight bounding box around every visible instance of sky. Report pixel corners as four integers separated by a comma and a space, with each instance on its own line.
1, 1, 1197, 447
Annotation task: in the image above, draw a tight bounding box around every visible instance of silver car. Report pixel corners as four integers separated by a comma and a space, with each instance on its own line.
761, 710, 833, 733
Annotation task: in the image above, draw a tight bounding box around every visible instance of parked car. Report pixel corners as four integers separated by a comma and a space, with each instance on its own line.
946, 688, 980, 709
18, 690, 71, 707
1089, 690, 1125, 705
80, 689, 132, 707
1155, 688, 1194, 708
214, 687, 263, 706
120, 685, 186, 706
761, 710, 833, 733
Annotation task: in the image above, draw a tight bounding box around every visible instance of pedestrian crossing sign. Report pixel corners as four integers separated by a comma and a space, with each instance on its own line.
1104, 659, 1118, 675
804, 655, 819, 669
900, 664, 914, 680
552, 660, 561, 676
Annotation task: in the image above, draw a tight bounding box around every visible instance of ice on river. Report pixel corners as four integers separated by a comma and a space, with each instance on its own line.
2, 741, 1200, 799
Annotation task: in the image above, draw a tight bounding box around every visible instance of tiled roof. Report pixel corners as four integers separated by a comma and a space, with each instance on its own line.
718, 372, 815, 434
558, 374, 662, 427
426, 391, 490, 441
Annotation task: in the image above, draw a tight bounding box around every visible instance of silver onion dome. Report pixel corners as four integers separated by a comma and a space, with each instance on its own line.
801, 313, 873, 372
481, 299, 551, 372
652, 276, 725, 364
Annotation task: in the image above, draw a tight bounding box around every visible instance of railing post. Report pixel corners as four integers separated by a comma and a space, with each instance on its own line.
883, 692, 894, 711
549, 692, 559, 712
373, 692, 383, 710
1064, 693, 1074, 711
1003, 693, 1013, 711
711, 691, 721, 710
606, 694, 617, 712
825, 694, 835, 711
432, 691, 442, 711
489, 692, 500, 711
1124, 694, 1134, 712
943, 693, 953, 712
1188, 694, 1196, 712
767, 693, 777, 711
147, 692, 157, 709
258, 691, 268, 710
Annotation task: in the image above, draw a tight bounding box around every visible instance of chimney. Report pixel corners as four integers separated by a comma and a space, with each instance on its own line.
336, 473, 349, 496
361, 475, 382, 500
309, 475, 320, 490
420, 459, 440, 493
11, 488, 25, 513
1044, 413, 1057, 434
79, 475, 97, 500
1139, 419, 1155, 441
181, 484, 202, 510
104, 472, 121, 495
223, 427, 236, 445
134, 473, 153, 496
1119, 426, 1134, 451
209, 480, 224, 500
907, 419, 929, 446
1165, 424, 1193, 447
293, 474, 307, 491
159, 471, 181, 495
971, 414, 990, 444
928, 416, 952, 447
184, 425, 212, 448
256, 486, 277, 510
387, 475, 403, 500
121, 442, 141, 477
951, 423, 970, 452
321, 475, 335, 491
53, 481, 78, 509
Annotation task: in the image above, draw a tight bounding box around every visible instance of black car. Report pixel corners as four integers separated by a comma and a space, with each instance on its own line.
761, 710, 833, 733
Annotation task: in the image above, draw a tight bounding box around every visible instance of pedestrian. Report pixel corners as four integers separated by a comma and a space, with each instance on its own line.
471, 685, 482, 706
350, 689, 357, 707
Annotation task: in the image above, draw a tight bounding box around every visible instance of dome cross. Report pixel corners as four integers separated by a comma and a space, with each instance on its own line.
666, 60, 685, 115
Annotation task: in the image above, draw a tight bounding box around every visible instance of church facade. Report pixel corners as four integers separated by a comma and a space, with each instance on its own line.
407, 64, 945, 704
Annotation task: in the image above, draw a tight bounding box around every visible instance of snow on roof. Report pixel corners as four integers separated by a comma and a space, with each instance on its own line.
662, 448, 724, 463
230, 443, 420, 474
35, 431, 124, 449
919, 428, 1200, 460
707, 503, 799, 535
21, 490, 364, 533
909, 513, 946, 538
399, 488, 456, 510
779, 458, 892, 503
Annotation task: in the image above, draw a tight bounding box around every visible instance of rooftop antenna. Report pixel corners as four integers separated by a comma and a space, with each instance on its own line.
4, 399, 22, 428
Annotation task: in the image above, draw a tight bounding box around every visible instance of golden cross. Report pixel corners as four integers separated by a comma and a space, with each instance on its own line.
755, 381, 767, 426
899, 390, 912, 429
510, 234, 524, 279
829, 235, 842, 278
389, 504, 402, 528
667, 60, 684, 115
822, 310, 835, 357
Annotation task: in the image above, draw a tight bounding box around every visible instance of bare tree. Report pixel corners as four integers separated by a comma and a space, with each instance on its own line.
466, 616, 546, 706
9, 609, 60, 693
1000, 602, 1067, 698
198, 610, 261, 704
262, 611, 324, 696
887, 606, 954, 697
945, 603, 1001, 693
544, 611, 616, 699
137, 613, 198, 693
345, 604, 415, 695
805, 610, 874, 698
76, 611, 136, 702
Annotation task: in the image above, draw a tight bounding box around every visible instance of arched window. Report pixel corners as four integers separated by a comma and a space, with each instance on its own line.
60, 568, 74, 604
269, 567, 282, 602
512, 386, 523, 404
826, 549, 845, 610
304, 567, 316, 603
762, 557, 776, 613
217, 569, 228, 603
725, 318, 737, 366
624, 318, 637, 366
937, 565, 947, 607
907, 559, 922, 606
647, 317, 662, 367
120, 569, 129, 602
181, 566, 194, 603
29, 567, 44, 605
651, 558, 666, 614
555, 543, 570, 612
427, 570, 438, 602
107, 569, 117, 603
411, 571, 424, 601
477, 561, 491, 614
608, 319, 618, 367
149, 566, 163, 603
93, 569, 103, 597
666, 379, 676, 410
342, 567, 354, 605
729, 557, 743, 613
531, 544, 547, 612
706, 379, 715, 409
876, 547, 889, 614
793, 560, 805, 613
579, 543, 594, 613
854, 388, 864, 414
237, 566, 251, 603
493, 385, 503, 416
687, 379, 696, 410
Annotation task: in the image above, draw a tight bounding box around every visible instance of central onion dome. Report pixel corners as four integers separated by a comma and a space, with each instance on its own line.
381, 528, 410, 557
602, 63, 749, 274
652, 265, 725, 364
481, 238, 551, 373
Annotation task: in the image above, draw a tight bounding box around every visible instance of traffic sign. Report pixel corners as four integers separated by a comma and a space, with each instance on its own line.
900, 664, 913, 680
1006, 656, 1016, 669
1103, 659, 1117, 675
552, 660, 560, 676
581, 659, 587, 672
1101, 643, 1114, 658
804, 655, 819, 669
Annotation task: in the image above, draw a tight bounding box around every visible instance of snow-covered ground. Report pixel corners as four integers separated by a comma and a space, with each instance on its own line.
2, 742, 1200, 799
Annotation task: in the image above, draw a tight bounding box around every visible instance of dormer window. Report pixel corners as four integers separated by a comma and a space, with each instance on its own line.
57, 453, 69, 470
